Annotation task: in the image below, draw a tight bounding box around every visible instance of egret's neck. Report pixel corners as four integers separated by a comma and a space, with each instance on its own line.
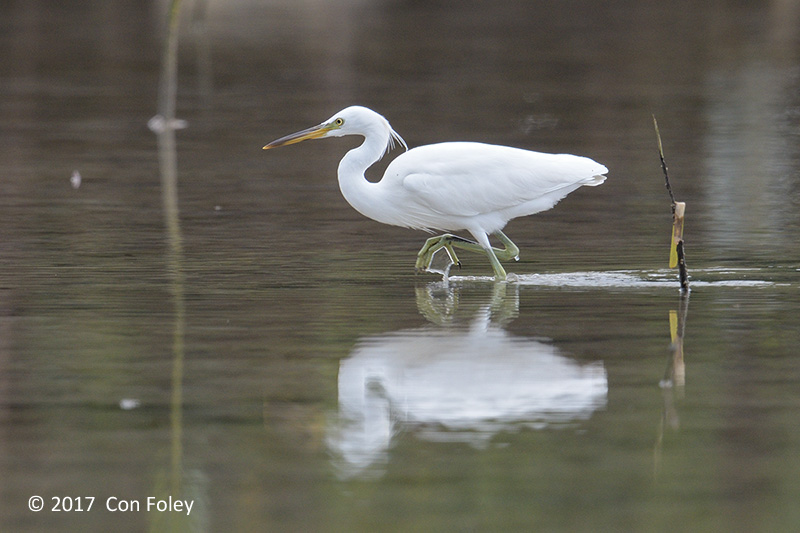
337, 131, 390, 219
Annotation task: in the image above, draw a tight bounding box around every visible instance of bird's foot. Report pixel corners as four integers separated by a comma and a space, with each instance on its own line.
415, 234, 467, 274
414, 233, 477, 272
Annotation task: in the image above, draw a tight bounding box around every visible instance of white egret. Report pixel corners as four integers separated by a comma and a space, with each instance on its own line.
263, 106, 607, 280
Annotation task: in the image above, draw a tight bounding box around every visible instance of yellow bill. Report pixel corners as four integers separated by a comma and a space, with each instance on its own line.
262, 122, 336, 150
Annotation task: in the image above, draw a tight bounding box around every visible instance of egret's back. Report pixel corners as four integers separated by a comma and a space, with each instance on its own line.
379, 142, 607, 233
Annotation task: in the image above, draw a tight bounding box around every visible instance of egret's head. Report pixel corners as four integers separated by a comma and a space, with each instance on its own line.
263, 106, 407, 153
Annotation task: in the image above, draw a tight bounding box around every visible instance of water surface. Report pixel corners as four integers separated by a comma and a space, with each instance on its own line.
2, 1, 800, 531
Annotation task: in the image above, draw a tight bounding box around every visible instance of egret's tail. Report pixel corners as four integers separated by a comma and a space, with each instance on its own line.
584, 174, 607, 186
583, 163, 608, 186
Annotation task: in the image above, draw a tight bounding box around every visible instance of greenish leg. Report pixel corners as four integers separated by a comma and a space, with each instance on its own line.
415, 234, 475, 272
484, 248, 507, 281
415, 231, 520, 281
493, 230, 520, 261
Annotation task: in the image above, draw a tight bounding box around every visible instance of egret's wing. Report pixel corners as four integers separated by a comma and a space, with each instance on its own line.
394, 143, 606, 218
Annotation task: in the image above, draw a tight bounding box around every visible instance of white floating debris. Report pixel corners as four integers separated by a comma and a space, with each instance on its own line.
70, 170, 81, 189
119, 398, 141, 410
147, 114, 188, 133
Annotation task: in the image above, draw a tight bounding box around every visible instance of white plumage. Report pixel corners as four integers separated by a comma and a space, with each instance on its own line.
264, 106, 607, 280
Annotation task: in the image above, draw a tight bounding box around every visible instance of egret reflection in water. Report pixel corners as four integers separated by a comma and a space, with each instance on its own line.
327, 283, 608, 477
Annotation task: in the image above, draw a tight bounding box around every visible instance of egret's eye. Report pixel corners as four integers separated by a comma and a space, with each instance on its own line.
334, 118, 344, 126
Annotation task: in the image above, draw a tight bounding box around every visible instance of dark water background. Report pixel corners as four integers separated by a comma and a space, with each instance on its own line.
2, 1, 800, 531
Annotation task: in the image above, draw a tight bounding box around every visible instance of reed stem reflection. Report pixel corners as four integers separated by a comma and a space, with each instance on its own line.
150, 1, 193, 530
655, 292, 690, 478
